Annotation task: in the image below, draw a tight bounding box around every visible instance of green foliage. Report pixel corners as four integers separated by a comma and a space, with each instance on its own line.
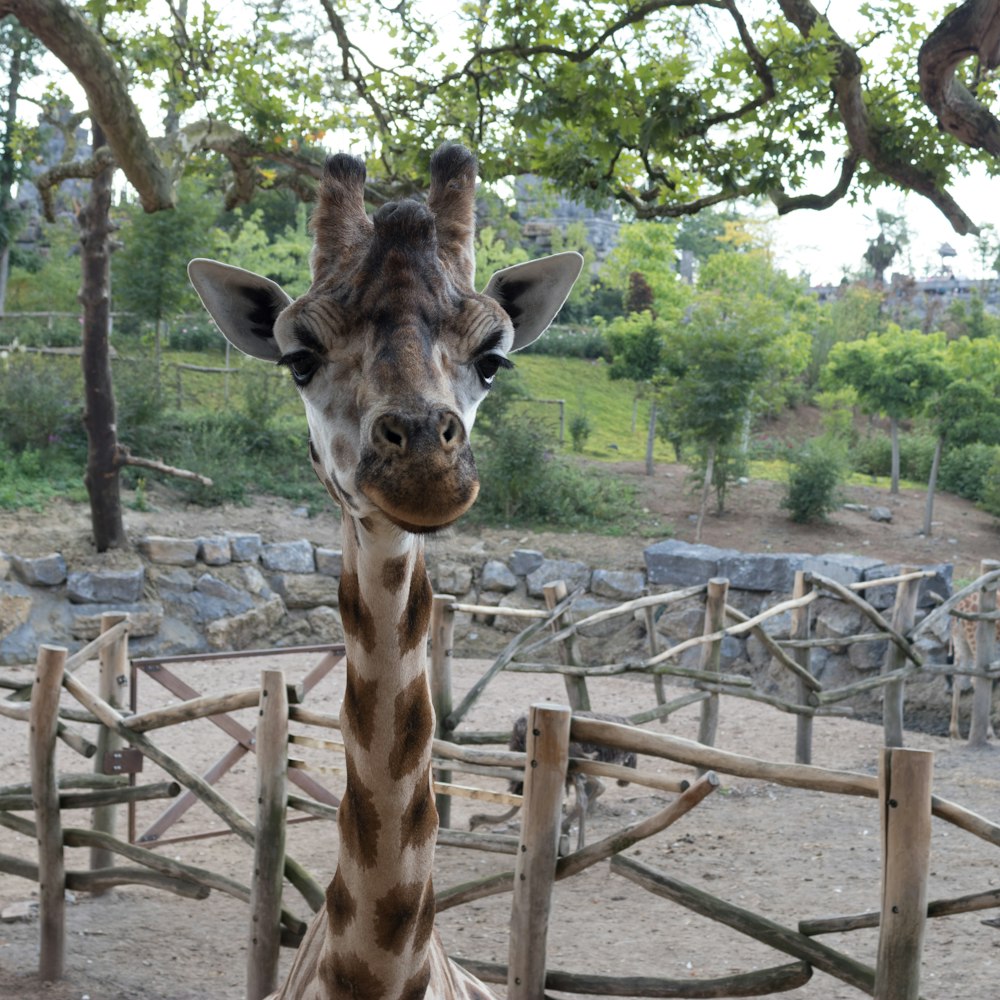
687, 442, 749, 515
220, 204, 313, 297
0, 443, 87, 510
599, 222, 688, 317
569, 414, 592, 452
518, 324, 608, 359
938, 443, 1000, 503
470, 422, 642, 531
115, 177, 216, 325
475, 225, 530, 279
0, 352, 82, 452
851, 431, 938, 483
5, 218, 81, 315
605, 311, 669, 383
980, 451, 1000, 517
782, 439, 847, 523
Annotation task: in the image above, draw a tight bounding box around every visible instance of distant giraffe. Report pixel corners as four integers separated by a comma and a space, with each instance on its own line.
189, 145, 581, 1000
469, 710, 637, 849
948, 592, 999, 740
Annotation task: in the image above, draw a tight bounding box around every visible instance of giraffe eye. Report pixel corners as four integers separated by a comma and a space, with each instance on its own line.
280, 350, 319, 388
473, 353, 513, 388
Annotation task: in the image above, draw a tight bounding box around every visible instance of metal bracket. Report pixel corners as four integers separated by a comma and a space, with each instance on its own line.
103, 748, 144, 775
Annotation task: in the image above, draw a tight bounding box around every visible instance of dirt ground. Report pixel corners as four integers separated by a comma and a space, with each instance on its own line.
1, 461, 999, 999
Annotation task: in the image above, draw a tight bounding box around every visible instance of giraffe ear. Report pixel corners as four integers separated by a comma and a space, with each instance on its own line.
481, 251, 584, 352
187, 258, 292, 362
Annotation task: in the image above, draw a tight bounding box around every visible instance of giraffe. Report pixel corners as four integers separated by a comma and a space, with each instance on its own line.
469, 710, 637, 849
948, 592, 999, 740
188, 143, 582, 1000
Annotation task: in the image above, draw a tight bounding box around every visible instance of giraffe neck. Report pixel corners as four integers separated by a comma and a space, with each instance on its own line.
322, 514, 439, 998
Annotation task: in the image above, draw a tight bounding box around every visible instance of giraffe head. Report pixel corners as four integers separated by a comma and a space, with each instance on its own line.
188, 145, 582, 533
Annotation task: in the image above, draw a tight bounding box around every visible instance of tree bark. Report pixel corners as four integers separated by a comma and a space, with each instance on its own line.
0, 24, 26, 314
922, 435, 944, 537
889, 417, 900, 495
78, 119, 126, 551
695, 441, 715, 543
645, 397, 657, 476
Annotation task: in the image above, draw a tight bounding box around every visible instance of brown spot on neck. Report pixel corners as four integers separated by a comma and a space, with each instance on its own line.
373, 881, 424, 955
339, 571, 377, 654
337, 757, 381, 869
342, 662, 378, 752
398, 553, 432, 654
399, 960, 431, 1000
326, 868, 357, 935
324, 950, 385, 1000
389, 675, 435, 781
400, 771, 437, 852
381, 554, 410, 594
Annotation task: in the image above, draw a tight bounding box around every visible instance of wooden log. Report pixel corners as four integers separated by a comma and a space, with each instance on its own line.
59, 667, 326, 912
874, 747, 933, 1000
882, 571, 919, 748
851, 569, 936, 592
568, 758, 688, 795
92, 612, 129, 879
817, 666, 918, 705
453, 956, 812, 997
544, 580, 591, 711
791, 572, 814, 764
508, 703, 572, 1000
557, 772, 719, 880
450, 602, 550, 619
0, 781, 179, 811
0, 773, 126, 797
436, 827, 521, 855
800, 886, 1000, 935
444, 590, 579, 731
969, 559, 999, 747
697, 579, 728, 764
630, 691, 711, 726
288, 704, 339, 729
724, 604, 821, 692
807, 571, 922, 668
247, 669, 289, 1000
31, 645, 68, 981
612, 855, 876, 993
643, 605, 669, 719
908, 566, 1000, 641
431, 593, 456, 828
123, 686, 261, 732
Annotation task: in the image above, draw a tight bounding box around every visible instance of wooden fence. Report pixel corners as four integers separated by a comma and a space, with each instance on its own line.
1, 561, 998, 997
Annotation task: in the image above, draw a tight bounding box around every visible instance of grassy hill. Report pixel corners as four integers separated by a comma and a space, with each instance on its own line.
511, 354, 676, 463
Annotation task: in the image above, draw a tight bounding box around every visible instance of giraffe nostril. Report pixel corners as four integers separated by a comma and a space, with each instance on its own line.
439, 412, 462, 448
374, 414, 409, 454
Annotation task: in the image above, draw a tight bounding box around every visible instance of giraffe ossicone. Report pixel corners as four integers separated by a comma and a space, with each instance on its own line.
189, 144, 582, 1000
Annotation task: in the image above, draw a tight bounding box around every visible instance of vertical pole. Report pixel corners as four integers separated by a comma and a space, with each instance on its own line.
247, 669, 288, 1000
874, 747, 933, 1000
544, 580, 590, 711
696, 578, 729, 763
969, 558, 999, 747
643, 604, 668, 721
91, 612, 128, 878
430, 594, 456, 828
791, 572, 814, 764
31, 644, 67, 982
508, 703, 572, 1000
882, 568, 919, 748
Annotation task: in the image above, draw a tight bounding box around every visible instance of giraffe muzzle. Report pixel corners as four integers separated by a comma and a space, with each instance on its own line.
358, 408, 479, 531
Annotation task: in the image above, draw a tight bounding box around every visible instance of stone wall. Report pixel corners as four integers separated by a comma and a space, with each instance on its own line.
0, 534, 955, 714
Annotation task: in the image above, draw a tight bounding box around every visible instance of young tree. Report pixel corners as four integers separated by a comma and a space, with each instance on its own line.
826, 326, 949, 495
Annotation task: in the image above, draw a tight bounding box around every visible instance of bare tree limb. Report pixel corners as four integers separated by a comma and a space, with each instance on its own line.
117, 446, 213, 487
769, 150, 859, 215
919, 0, 1000, 155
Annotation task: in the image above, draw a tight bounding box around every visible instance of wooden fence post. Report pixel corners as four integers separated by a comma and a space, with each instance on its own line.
969, 558, 999, 747
874, 747, 933, 1000
882, 568, 919, 748
31, 644, 68, 982
643, 604, 669, 721
544, 580, 591, 711
91, 612, 129, 878
430, 594, 456, 828
508, 703, 571, 1000
791, 572, 814, 764
247, 669, 288, 1000
697, 578, 729, 762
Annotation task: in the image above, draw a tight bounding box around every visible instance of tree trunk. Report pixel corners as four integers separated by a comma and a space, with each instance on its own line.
922, 435, 944, 537
645, 397, 657, 476
889, 416, 901, 494
695, 441, 715, 543
0, 29, 26, 315
79, 118, 126, 551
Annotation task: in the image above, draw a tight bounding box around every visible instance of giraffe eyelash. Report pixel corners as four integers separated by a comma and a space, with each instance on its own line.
278, 350, 320, 388
473, 353, 514, 387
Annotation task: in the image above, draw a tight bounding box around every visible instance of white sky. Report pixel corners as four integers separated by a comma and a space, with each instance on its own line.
27, 0, 995, 285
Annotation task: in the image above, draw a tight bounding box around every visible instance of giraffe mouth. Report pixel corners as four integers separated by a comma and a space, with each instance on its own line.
356, 446, 480, 533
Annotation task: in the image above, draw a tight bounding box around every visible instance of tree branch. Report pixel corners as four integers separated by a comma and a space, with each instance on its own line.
0, 0, 175, 212
778, 0, 981, 235
768, 150, 859, 214
117, 446, 213, 487
918, 0, 1000, 155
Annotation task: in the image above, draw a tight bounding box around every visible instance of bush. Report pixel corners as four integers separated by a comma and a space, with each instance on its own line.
0, 353, 83, 452
938, 442, 1000, 502
471, 422, 639, 530
782, 439, 846, 523
518, 324, 608, 359
851, 430, 937, 482
569, 414, 592, 452
980, 451, 1000, 517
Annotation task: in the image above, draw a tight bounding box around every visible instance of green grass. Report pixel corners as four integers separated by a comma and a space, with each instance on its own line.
510, 355, 676, 463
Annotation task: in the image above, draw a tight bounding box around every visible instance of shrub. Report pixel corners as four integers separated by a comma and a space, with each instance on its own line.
851, 430, 937, 482
938, 442, 1000, 502
0, 353, 83, 452
518, 324, 609, 359
471, 422, 639, 530
782, 439, 846, 523
980, 450, 1000, 517
569, 414, 592, 452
